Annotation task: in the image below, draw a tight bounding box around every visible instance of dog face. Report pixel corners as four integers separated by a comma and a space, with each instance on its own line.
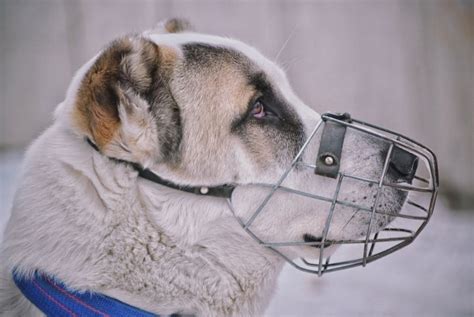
63, 19, 410, 261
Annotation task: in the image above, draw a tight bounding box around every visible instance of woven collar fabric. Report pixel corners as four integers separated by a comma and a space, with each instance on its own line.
13, 271, 160, 317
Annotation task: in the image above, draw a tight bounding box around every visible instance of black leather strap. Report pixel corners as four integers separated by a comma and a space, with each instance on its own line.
138, 168, 235, 198
86, 138, 235, 199
314, 112, 351, 178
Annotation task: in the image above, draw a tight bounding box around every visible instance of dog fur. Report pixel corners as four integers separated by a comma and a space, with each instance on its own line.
0, 19, 407, 316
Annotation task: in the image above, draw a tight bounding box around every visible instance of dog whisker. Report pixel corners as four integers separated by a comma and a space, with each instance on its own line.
275, 23, 299, 63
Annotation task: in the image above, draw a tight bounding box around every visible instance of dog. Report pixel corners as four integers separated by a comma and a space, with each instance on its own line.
0, 19, 417, 316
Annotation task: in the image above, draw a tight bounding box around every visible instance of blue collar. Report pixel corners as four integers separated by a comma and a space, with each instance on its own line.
13, 271, 161, 317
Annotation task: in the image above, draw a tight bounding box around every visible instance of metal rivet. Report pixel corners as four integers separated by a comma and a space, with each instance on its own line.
324, 156, 335, 166
200, 187, 209, 194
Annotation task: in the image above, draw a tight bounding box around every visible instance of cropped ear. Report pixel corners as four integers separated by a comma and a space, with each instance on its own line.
153, 18, 193, 34
72, 36, 182, 167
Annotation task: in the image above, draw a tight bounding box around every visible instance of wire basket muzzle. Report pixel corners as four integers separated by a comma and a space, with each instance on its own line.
227, 113, 439, 276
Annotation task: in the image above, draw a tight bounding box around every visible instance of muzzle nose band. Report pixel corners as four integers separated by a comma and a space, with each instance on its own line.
389, 146, 419, 182
315, 112, 352, 178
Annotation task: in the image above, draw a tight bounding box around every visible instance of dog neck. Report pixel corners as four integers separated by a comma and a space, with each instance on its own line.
2, 126, 284, 316
97, 158, 285, 316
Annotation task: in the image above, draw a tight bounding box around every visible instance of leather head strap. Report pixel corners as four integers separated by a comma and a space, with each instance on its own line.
314, 112, 352, 178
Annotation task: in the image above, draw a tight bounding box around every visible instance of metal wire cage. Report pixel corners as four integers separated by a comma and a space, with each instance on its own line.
227, 113, 439, 276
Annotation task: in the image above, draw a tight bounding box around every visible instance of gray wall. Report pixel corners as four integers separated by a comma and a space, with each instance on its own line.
1, 0, 473, 204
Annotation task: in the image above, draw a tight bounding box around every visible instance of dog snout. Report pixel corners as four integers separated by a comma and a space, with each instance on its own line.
388, 146, 418, 183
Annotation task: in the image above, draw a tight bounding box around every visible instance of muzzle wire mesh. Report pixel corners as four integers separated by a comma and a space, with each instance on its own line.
227, 113, 439, 276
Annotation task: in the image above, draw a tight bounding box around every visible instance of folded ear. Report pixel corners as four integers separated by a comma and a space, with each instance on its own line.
72, 36, 181, 167
153, 18, 193, 34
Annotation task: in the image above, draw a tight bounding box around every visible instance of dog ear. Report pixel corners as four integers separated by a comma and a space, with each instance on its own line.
154, 18, 193, 34
73, 37, 181, 166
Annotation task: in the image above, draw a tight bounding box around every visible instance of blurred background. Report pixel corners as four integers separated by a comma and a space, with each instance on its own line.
1, 0, 473, 316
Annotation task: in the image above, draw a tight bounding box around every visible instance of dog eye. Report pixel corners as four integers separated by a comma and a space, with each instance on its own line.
251, 99, 266, 119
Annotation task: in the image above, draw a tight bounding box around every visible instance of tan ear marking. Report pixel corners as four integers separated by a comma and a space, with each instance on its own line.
158, 45, 178, 75
72, 38, 134, 148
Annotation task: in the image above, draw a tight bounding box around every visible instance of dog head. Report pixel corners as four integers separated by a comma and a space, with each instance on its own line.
58, 19, 415, 261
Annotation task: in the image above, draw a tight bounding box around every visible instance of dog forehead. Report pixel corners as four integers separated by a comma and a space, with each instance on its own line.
146, 32, 286, 81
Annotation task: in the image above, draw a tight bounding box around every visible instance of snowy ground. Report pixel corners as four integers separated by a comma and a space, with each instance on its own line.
1, 148, 473, 316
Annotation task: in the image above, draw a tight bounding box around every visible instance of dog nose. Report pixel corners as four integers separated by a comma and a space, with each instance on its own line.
388, 146, 418, 183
